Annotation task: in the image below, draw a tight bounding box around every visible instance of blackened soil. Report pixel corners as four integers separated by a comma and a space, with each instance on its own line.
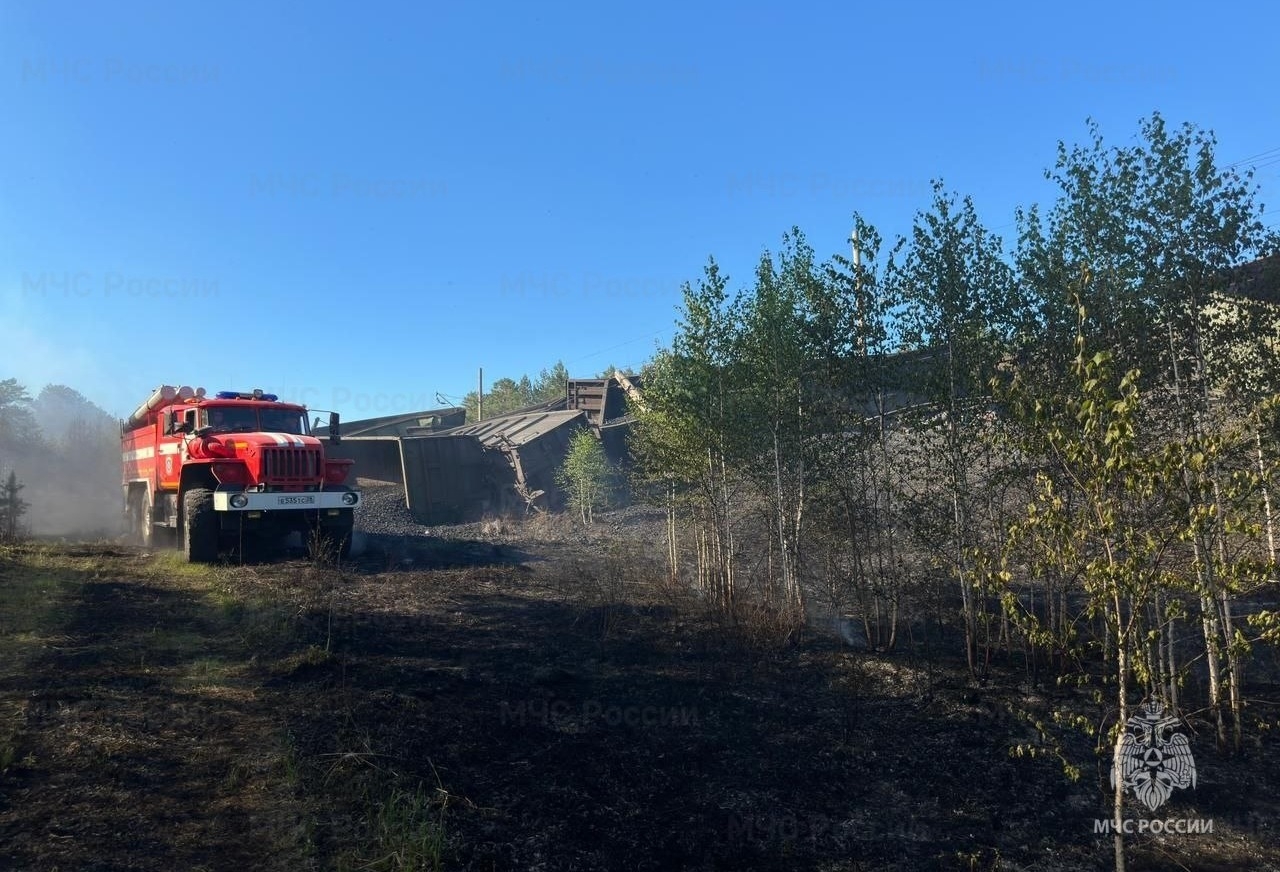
2, 542, 1280, 871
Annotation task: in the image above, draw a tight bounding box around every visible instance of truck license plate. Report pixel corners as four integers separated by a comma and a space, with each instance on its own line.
278, 496, 315, 505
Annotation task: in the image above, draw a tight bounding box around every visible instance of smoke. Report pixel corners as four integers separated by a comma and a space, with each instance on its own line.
832, 615, 866, 648
0, 298, 125, 537
1, 382, 125, 539
24, 478, 124, 539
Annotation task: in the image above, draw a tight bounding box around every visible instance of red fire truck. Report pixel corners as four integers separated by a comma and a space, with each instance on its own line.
121, 385, 359, 562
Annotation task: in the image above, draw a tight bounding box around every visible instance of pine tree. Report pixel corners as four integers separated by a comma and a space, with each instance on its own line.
0, 469, 27, 541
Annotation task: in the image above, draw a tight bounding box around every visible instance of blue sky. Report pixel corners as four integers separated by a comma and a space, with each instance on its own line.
2, 1, 1278, 420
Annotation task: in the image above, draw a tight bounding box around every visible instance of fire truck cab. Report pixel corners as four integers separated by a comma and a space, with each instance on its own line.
121, 386, 360, 562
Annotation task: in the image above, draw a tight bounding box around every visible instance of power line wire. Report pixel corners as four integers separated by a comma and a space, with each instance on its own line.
567, 329, 670, 367
1227, 145, 1280, 169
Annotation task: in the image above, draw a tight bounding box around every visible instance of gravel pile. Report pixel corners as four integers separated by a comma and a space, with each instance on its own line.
355, 479, 494, 540
351, 478, 521, 568
352, 477, 669, 545
354, 480, 426, 537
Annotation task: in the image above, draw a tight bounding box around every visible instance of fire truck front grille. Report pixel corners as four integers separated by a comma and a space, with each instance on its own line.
260, 448, 321, 483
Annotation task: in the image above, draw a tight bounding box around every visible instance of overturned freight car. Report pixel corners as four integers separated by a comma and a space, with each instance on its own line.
403, 409, 589, 524
322, 374, 643, 526
324, 407, 592, 525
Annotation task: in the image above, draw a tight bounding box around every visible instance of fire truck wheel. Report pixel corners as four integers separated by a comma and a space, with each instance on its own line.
139, 497, 155, 548
128, 493, 143, 544
183, 488, 219, 563
127, 491, 153, 547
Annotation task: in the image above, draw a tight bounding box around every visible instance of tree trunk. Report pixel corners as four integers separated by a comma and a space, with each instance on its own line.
1199, 586, 1228, 750
665, 482, 680, 587
772, 423, 793, 615
1220, 591, 1244, 753
1256, 429, 1276, 566
727, 434, 736, 611
954, 487, 976, 677
1112, 639, 1129, 872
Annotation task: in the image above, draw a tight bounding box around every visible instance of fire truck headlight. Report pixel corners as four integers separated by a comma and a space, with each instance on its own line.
341, 492, 358, 506
230, 494, 249, 509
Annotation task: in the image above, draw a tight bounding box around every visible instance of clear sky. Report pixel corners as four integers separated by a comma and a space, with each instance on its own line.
2, 1, 1278, 420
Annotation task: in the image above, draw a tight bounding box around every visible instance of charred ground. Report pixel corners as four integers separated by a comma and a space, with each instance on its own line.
1, 527, 1279, 871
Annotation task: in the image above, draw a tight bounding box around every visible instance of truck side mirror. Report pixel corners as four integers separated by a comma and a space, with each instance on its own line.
329, 411, 341, 444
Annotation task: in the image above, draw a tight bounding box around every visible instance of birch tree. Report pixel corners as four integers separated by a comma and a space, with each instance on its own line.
890, 183, 1022, 676
631, 259, 745, 612
734, 231, 820, 620
1018, 113, 1280, 750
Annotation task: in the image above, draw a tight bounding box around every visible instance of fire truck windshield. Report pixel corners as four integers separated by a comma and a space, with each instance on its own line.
203, 407, 308, 434
260, 409, 308, 435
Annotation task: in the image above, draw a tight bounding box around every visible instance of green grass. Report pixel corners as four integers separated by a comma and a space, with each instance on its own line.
0, 544, 86, 780
338, 784, 447, 872
0, 577, 65, 624
199, 579, 300, 649
146, 550, 230, 583
0, 547, 81, 658
0, 541, 334, 867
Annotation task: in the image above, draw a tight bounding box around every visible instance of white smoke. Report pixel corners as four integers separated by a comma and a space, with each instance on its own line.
0, 381, 125, 539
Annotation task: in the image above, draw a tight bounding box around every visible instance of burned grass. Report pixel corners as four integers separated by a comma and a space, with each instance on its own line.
1, 540, 1280, 870
0, 543, 312, 871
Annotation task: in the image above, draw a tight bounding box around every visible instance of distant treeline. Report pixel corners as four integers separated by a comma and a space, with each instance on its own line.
462, 360, 635, 422
0, 378, 122, 536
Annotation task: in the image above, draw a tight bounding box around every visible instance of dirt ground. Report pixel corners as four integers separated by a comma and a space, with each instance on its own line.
2, 530, 1280, 871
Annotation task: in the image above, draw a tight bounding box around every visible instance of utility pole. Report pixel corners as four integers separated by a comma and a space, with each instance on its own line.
477, 367, 484, 422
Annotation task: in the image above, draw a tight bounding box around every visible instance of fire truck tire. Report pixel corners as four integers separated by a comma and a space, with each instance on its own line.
127, 490, 153, 547
140, 496, 155, 548
127, 493, 143, 544
183, 488, 219, 563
